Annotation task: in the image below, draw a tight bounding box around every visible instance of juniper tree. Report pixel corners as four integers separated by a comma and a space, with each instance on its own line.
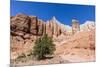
33, 34, 55, 60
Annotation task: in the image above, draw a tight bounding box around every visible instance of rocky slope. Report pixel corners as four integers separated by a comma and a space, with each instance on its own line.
10, 13, 69, 59
10, 13, 95, 65
55, 30, 95, 62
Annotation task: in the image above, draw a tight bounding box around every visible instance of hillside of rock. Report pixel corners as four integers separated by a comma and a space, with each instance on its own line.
10, 13, 95, 65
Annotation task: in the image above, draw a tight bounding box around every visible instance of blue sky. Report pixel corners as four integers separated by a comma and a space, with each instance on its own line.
10, 0, 95, 25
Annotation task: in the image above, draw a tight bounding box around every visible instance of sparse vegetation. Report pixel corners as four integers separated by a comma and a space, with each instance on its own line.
33, 34, 56, 60
11, 14, 95, 65
17, 53, 26, 59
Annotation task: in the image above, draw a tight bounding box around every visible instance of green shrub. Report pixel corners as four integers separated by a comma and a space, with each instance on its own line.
33, 34, 56, 60
17, 53, 26, 59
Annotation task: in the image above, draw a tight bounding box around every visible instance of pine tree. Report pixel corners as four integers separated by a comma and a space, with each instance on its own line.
33, 34, 56, 60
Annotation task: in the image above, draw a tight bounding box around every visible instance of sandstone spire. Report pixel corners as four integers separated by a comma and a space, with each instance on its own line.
72, 19, 80, 35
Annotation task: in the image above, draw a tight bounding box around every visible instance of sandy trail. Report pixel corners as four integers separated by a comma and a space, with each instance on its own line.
59, 48, 95, 63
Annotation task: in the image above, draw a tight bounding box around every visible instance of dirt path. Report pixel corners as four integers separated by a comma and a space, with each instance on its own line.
59, 48, 95, 63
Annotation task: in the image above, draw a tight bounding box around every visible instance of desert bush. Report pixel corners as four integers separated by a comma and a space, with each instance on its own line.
33, 34, 56, 60
17, 53, 26, 59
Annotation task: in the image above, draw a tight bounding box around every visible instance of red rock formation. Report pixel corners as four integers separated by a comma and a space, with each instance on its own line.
45, 17, 62, 37
10, 14, 95, 62
37, 19, 44, 35
72, 19, 80, 35
30, 16, 38, 35
11, 13, 30, 32
46, 20, 53, 37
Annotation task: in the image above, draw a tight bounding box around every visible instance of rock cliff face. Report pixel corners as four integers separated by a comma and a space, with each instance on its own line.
11, 14, 95, 44
72, 19, 80, 35
29, 16, 38, 35
11, 14, 30, 33
10, 13, 95, 60
46, 17, 62, 37
10, 14, 72, 59
10, 14, 71, 38
80, 21, 95, 31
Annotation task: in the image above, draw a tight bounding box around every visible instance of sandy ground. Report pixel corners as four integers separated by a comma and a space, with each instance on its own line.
11, 30, 95, 66
59, 48, 95, 63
